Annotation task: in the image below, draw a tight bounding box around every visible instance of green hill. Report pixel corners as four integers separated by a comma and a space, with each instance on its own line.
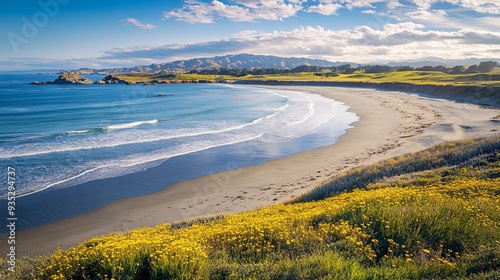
2, 136, 499, 279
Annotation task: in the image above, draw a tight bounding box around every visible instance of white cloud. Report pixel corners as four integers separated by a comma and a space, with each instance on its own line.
162, 1, 215, 23
163, 0, 303, 23
383, 0, 402, 11
340, 0, 389, 9
101, 23, 500, 63
409, 0, 500, 14
162, 0, 500, 24
307, 3, 344, 15
212, 0, 252, 20
5, 21, 498, 70
362, 9, 377, 14
404, 8, 500, 32
454, 0, 500, 14
406, 9, 446, 20
120, 18, 156, 29
411, 0, 435, 10
375, 0, 500, 33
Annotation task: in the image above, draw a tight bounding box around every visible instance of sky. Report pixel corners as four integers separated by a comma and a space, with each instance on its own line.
1, 0, 499, 70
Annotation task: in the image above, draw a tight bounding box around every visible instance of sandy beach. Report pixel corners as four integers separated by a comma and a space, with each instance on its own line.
4, 85, 499, 257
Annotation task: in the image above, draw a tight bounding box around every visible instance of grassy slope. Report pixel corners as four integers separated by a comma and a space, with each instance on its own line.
117, 71, 500, 87
3, 136, 499, 279
240, 71, 500, 87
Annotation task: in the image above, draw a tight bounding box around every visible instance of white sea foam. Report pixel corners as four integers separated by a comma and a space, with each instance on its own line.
0, 106, 289, 159
13, 132, 264, 198
105, 119, 158, 130
285, 96, 315, 127
65, 130, 91, 135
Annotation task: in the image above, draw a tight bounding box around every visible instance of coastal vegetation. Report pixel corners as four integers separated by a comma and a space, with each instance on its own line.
33, 70, 500, 89
188, 60, 498, 76
109, 63, 500, 87
2, 136, 499, 279
233, 71, 500, 86
108, 68, 500, 107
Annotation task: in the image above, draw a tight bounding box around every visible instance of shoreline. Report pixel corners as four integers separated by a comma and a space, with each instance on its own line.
233, 80, 500, 108
2, 85, 499, 257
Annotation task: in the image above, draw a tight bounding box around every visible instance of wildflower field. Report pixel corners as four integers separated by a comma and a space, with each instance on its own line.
2, 136, 499, 279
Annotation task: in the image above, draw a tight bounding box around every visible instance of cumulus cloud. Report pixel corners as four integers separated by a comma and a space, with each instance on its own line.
411, 0, 500, 14
101, 23, 500, 63
405, 9, 447, 20
404, 8, 500, 32
341, 0, 388, 9
161, 0, 395, 23
6, 21, 497, 70
120, 18, 156, 29
163, 0, 303, 23
365, 0, 500, 33
162, 0, 500, 24
307, 3, 344, 15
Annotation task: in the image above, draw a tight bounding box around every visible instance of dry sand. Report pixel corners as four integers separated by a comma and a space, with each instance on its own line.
4, 86, 499, 257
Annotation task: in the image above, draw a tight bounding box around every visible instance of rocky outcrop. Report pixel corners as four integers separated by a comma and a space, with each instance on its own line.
53, 73, 93, 84
31, 81, 48, 85
142, 79, 217, 85
98, 74, 129, 84
31, 73, 94, 85
32, 74, 221, 86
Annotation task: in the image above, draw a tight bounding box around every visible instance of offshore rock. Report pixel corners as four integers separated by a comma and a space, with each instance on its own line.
53, 73, 93, 84
99, 74, 128, 84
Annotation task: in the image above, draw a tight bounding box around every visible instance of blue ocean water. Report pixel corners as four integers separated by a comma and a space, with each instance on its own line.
0, 74, 358, 200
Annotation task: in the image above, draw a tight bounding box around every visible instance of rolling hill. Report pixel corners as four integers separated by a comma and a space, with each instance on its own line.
72, 54, 347, 74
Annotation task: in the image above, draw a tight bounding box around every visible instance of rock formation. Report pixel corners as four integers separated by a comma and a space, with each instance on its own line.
98, 74, 129, 84
52, 73, 93, 84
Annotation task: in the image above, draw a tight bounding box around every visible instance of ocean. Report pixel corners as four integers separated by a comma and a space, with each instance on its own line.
0, 74, 358, 229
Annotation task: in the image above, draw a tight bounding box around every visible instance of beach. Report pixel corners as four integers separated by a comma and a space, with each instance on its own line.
5, 85, 499, 257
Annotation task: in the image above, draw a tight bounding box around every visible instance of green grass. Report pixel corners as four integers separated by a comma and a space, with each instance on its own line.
115, 71, 500, 87
294, 136, 500, 202
240, 71, 500, 86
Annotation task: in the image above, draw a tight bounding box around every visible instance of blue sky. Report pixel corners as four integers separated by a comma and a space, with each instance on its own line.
1, 0, 499, 70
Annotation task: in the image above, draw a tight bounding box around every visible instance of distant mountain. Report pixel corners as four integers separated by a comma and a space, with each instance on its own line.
71, 54, 350, 74
161, 54, 340, 70
65, 54, 500, 75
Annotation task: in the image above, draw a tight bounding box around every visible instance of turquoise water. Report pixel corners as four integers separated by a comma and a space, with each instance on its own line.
0, 74, 358, 199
